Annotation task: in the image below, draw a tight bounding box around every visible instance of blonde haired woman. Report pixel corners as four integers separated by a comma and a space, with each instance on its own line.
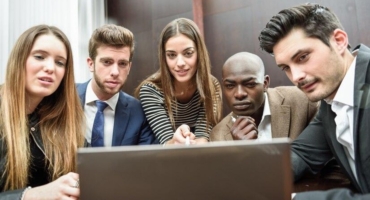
0, 25, 85, 199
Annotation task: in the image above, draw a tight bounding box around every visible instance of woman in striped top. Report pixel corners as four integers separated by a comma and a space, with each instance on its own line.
135, 18, 222, 145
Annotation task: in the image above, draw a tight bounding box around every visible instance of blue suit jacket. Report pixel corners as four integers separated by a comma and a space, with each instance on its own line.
77, 81, 156, 146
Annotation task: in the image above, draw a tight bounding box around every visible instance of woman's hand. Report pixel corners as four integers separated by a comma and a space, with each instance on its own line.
24, 172, 80, 200
165, 124, 196, 145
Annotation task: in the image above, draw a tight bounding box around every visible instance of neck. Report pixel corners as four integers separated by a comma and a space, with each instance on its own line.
26, 97, 42, 114
251, 99, 265, 126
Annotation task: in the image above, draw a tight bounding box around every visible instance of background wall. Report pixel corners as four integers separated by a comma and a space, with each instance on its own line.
107, 0, 370, 116
0, 0, 106, 84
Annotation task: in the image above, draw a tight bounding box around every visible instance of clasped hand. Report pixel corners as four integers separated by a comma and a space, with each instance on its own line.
230, 116, 258, 140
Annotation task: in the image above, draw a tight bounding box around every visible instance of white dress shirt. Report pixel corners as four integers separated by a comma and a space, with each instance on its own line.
84, 81, 119, 147
257, 93, 272, 141
327, 52, 358, 183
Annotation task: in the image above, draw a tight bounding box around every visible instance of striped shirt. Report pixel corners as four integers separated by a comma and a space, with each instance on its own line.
139, 83, 211, 144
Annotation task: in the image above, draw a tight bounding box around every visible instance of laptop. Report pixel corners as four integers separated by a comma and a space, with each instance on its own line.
77, 138, 292, 200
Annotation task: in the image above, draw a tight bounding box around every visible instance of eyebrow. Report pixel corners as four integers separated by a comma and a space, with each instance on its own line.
165, 47, 195, 53
99, 57, 129, 63
31, 49, 67, 61
223, 77, 256, 83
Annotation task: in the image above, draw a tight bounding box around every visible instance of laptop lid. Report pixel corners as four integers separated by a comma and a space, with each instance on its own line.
77, 138, 292, 200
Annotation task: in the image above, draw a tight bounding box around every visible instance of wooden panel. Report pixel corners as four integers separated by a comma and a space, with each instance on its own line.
107, 0, 193, 95
107, 0, 370, 115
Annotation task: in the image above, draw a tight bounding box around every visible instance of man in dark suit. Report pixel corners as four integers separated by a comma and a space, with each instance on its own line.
78, 24, 155, 146
259, 3, 370, 199
210, 52, 317, 141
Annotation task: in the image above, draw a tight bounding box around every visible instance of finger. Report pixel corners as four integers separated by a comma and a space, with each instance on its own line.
67, 172, 79, 181
242, 130, 258, 140
179, 124, 191, 135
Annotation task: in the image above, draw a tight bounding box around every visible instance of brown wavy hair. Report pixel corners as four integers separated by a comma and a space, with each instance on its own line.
135, 18, 222, 129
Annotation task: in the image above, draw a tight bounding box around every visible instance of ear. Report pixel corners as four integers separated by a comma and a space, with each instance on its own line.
263, 75, 270, 91
332, 29, 349, 54
87, 57, 94, 72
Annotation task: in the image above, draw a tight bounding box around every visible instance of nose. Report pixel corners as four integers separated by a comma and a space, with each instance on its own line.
110, 63, 119, 77
176, 55, 185, 67
234, 85, 247, 100
290, 66, 306, 84
43, 58, 55, 74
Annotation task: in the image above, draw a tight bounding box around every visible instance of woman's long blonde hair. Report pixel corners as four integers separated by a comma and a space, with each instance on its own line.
135, 18, 222, 129
0, 25, 85, 190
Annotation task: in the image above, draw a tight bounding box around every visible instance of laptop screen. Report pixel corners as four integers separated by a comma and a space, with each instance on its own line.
77, 138, 292, 200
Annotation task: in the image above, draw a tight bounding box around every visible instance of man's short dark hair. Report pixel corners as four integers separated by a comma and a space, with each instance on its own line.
258, 3, 349, 54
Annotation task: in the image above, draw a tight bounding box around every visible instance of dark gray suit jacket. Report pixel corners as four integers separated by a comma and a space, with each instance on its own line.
292, 44, 370, 199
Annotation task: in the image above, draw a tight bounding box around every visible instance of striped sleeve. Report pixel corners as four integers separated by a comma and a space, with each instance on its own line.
139, 84, 174, 144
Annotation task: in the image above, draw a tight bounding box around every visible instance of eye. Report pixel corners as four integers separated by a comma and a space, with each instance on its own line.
102, 60, 113, 66
281, 66, 290, 71
224, 84, 234, 89
34, 55, 44, 60
166, 53, 176, 59
244, 82, 258, 88
56, 60, 66, 67
298, 53, 309, 62
119, 61, 129, 68
184, 51, 194, 58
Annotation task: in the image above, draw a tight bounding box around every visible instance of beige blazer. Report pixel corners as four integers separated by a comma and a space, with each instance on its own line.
210, 86, 318, 141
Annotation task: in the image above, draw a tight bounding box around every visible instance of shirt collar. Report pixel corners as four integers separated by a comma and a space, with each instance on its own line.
85, 80, 119, 111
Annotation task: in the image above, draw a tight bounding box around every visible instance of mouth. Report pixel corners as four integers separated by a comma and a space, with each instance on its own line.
106, 81, 120, 88
233, 102, 251, 110
38, 77, 53, 83
299, 80, 317, 92
175, 69, 189, 76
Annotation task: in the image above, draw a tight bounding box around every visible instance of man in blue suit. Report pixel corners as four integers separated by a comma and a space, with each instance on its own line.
77, 24, 155, 146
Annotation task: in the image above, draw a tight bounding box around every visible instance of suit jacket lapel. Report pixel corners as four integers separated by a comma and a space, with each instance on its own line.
111, 92, 129, 146
268, 89, 290, 138
323, 104, 357, 184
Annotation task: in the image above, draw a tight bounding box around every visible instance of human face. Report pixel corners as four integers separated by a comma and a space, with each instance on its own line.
222, 63, 268, 117
25, 34, 67, 103
165, 34, 197, 85
88, 45, 131, 100
273, 28, 346, 101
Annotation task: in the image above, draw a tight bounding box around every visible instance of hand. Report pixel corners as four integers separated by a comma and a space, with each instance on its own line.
230, 116, 258, 140
24, 172, 80, 200
166, 124, 196, 145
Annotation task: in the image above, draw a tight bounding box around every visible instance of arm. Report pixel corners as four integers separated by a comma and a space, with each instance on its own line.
137, 117, 157, 145
139, 84, 179, 144
0, 173, 79, 200
291, 107, 333, 181
193, 103, 211, 143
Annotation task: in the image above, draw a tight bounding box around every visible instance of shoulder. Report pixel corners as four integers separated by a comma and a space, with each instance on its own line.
139, 83, 163, 96
269, 86, 307, 100
214, 113, 232, 128
210, 113, 232, 139
119, 91, 141, 107
268, 86, 318, 109
76, 81, 90, 92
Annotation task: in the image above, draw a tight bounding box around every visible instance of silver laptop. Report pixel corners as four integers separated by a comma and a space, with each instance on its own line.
77, 138, 292, 200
